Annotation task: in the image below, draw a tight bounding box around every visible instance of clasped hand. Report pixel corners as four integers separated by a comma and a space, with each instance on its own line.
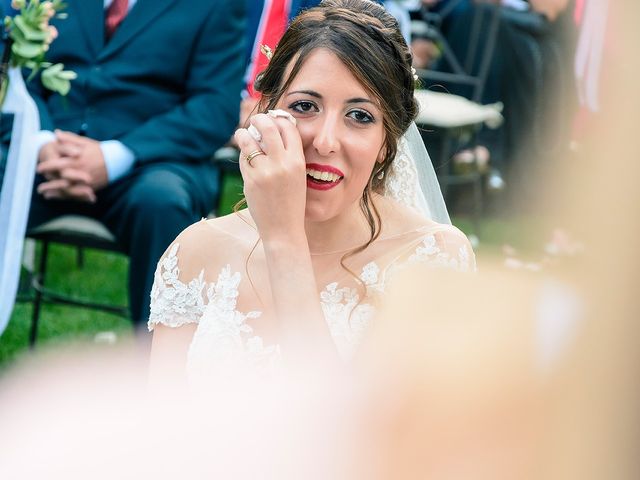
234, 113, 307, 242
36, 130, 109, 203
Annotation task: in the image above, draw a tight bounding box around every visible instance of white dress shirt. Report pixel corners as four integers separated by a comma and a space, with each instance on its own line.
34, 0, 140, 183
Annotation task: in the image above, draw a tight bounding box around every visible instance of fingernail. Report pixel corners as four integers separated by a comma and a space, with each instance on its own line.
248, 124, 262, 142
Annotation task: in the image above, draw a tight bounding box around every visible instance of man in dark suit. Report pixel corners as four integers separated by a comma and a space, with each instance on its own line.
26, 0, 246, 328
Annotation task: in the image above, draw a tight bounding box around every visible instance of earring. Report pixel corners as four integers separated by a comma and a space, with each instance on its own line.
377, 170, 385, 180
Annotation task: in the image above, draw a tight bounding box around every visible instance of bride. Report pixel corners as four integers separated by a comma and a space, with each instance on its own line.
148, 0, 475, 380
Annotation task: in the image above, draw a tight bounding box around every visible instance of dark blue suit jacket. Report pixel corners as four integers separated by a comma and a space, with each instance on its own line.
30, 0, 245, 167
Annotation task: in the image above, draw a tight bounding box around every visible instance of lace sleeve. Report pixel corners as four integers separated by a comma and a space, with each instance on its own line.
399, 226, 476, 272
147, 221, 217, 331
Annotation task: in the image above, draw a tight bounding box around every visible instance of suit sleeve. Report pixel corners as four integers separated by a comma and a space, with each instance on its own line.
119, 1, 246, 164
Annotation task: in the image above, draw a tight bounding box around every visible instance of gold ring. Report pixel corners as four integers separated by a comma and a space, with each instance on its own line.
244, 149, 265, 166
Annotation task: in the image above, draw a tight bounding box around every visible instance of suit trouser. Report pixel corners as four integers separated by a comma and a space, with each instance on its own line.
28, 161, 219, 328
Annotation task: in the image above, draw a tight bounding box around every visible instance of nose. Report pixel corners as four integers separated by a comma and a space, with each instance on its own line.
312, 113, 341, 156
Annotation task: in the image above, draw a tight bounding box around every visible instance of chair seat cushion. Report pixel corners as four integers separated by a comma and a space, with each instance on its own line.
27, 215, 121, 252
415, 90, 503, 129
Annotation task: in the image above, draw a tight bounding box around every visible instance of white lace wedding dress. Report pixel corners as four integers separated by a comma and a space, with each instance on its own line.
148, 211, 474, 381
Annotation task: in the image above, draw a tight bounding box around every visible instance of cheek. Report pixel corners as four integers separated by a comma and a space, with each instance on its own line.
342, 138, 382, 187
347, 129, 386, 169
296, 121, 316, 149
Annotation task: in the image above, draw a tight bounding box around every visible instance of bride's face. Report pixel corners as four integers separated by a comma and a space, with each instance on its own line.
276, 48, 386, 223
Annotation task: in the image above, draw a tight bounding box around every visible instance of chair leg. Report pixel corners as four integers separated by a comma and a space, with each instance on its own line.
30, 240, 49, 348
76, 247, 85, 269
439, 131, 453, 199
472, 175, 483, 237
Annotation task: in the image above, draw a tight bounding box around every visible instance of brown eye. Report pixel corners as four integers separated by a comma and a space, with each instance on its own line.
347, 109, 374, 124
289, 101, 318, 113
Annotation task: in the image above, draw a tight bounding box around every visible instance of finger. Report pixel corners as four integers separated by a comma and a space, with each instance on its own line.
42, 186, 96, 203
65, 184, 97, 203
41, 189, 64, 200
234, 128, 264, 161
269, 114, 303, 154
37, 178, 71, 195
233, 128, 262, 155
55, 129, 87, 145
59, 167, 92, 184
57, 142, 82, 157
234, 128, 262, 178
37, 157, 72, 175
248, 114, 285, 158
38, 141, 61, 163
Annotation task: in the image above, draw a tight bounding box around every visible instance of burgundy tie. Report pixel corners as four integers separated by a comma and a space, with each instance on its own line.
105, 0, 129, 39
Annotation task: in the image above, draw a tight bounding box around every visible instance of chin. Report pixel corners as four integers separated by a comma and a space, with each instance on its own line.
304, 193, 363, 224
304, 205, 336, 224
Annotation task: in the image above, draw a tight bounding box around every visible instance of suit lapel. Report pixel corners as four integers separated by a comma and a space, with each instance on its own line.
98, 0, 174, 61
73, 0, 105, 57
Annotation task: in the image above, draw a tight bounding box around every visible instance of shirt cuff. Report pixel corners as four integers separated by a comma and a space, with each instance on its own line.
100, 140, 136, 183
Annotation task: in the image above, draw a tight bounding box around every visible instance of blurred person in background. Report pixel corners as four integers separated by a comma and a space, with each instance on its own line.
9, 0, 246, 331
148, 0, 474, 384
409, 0, 574, 195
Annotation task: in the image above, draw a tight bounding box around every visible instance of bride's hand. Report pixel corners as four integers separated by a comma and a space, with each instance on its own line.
234, 112, 307, 243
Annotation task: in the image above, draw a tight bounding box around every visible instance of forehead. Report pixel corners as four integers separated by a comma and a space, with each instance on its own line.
285, 48, 375, 101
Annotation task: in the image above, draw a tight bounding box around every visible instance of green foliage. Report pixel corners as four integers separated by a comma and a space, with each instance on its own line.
3, 0, 76, 97
40, 61, 75, 95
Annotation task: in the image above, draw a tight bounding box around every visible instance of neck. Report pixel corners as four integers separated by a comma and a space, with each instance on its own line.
304, 194, 383, 255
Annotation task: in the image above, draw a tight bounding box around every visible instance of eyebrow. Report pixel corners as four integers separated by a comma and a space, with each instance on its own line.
287, 90, 376, 106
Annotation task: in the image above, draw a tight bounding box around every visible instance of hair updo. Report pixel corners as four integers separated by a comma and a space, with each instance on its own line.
254, 0, 419, 193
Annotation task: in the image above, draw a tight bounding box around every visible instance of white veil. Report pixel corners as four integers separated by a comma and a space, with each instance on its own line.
383, 122, 451, 225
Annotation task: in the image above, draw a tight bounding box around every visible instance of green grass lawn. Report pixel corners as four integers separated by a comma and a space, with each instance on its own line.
0, 173, 546, 370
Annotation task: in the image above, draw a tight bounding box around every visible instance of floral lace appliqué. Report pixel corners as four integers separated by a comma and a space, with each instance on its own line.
187, 265, 279, 379
148, 244, 275, 378
407, 234, 472, 271
319, 262, 380, 360
150, 233, 473, 379
383, 136, 422, 210
148, 243, 207, 329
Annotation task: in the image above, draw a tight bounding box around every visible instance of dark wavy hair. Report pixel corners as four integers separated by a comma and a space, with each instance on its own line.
251, 0, 418, 259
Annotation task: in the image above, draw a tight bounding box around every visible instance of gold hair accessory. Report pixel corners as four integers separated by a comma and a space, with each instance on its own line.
260, 44, 273, 61
244, 149, 266, 166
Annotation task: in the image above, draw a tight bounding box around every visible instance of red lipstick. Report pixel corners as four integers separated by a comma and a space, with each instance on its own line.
306, 163, 344, 191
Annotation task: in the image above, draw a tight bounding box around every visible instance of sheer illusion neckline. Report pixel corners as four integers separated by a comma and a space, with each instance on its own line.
308, 223, 453, 256
203, 212, 451, 257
